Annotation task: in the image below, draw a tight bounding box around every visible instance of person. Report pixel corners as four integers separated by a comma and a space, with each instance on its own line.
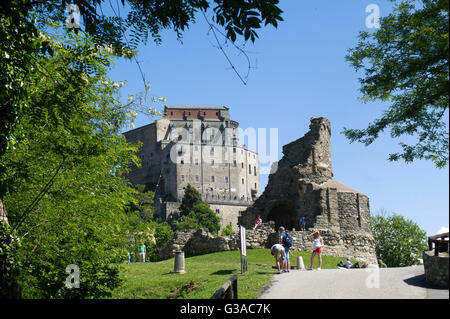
253, 215, 264, 230
270, 243, 286, 274
279, 226, 291, 272
308, 231, 324, 270
300, 216, 306, 231
345, 257, 353, 269
139, 243, 146, 262
128, 244, 134, 263
378, 259, 387, 268
345, 257, 360, 269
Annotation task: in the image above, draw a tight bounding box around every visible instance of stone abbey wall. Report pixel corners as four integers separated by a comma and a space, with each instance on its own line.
159, 223, 376, 264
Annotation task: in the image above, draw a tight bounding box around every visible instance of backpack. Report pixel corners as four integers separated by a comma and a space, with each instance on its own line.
282, 232, 293, 248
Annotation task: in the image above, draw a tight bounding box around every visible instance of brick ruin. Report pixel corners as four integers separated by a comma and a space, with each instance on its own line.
238, 117, 377, 264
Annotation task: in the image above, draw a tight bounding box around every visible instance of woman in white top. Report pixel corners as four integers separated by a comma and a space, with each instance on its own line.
308, 231, 324, 270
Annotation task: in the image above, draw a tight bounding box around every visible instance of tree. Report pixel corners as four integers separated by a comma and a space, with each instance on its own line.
179, 184, 202, 217
344, 0, 449, 168
125, 185, 173, 261
1, 31, 139, 298
371, 213, 428, 267
0, 0, 283, 297
176, 203, 221, 235
0, 0, 283, 170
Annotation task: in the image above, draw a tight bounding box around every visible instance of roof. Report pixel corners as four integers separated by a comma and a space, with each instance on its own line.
164, 106, 229, 110
311, 179, 360, 194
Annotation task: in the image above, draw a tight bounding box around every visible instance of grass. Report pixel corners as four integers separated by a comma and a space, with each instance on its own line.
109, 249, 351, 299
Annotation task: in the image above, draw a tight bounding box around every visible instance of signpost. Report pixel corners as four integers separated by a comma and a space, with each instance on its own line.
239, 225, 247, 273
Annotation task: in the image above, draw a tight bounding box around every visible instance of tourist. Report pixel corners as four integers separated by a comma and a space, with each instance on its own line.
300, 216, 306, 231
139, 242, 146, 262
128, 243, 134, 263
270, 243, 286, 274
279, 226, 292, 272
308, 231, 324, 270
253, 215, 264, 230
378, 259, 387, 268
345, 257, 361, 269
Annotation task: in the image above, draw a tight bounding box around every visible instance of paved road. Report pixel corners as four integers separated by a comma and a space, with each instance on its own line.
259, 266, 449, 299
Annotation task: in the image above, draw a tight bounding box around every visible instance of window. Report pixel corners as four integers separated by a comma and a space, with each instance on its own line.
211, 147, 214, 153
254, 183, 257, 189
195, 175, 199, 182
181, 175, 185, 181
233, 160, 237, 167
233, 147, 236, 153
195, 158, 199, 165
211, 176, 215, 182
225, 176, 229, 183
211, 159, 214, 166
180, 158, 184, 164
242, 178, 244, 184
194, 145, 198, 151
241, 162, 244, 168
249, 164, 252, 174
254, 166, 257, 176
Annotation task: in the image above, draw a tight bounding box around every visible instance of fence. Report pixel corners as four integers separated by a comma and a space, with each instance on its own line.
210, 275, 238, 299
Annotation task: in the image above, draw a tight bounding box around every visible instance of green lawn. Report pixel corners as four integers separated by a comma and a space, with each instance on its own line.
109, 249, 349, 299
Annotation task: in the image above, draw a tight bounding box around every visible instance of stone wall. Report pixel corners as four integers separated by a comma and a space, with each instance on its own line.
238, 117, 378, 265
423, 250, 449, 288
159, 223, 377, 264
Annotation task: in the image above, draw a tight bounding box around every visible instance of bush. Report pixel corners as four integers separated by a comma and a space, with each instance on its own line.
220, 224, 233, 237
371, 213, 428, 267
176, 203, 221, 235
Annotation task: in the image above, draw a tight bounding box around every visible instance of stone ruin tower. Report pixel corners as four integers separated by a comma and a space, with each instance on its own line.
239, 117, 377, 264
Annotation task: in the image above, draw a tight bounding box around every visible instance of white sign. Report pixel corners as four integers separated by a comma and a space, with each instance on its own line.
240, 226, 246, 256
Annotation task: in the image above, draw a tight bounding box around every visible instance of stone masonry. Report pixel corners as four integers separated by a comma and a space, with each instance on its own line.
123, 106, 260, 232
238, 117, 377, 264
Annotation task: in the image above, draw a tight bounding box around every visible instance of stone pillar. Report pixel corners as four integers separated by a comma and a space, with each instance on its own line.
173, 251, 186, 274
297, 256, 305, 270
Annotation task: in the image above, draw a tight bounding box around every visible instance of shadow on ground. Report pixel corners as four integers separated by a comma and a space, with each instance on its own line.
210, 269, 235, 275
404, 274, 448, 290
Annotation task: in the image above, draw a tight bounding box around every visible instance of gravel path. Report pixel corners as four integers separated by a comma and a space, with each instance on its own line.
259, 266, 449, 299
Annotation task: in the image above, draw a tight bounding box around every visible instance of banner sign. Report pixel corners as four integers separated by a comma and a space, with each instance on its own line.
240, 226, 246, 256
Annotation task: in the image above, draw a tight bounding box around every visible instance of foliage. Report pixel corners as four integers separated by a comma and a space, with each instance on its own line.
0, 221, 22, 297
176, 203, 221, 235
220, 223, 233, 237
179, 184, 202, 218
1, 31, 140, 298
128, 185, 155, 226
344, 0, 449, 167
125, 186, 173, 261
371, 213, 428, 267
0, 0, 283, 175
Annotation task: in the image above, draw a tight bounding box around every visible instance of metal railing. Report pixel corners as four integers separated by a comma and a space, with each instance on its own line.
428, 232, 449, 256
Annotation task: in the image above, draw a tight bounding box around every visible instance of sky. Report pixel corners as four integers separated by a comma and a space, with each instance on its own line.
106, 0, 449, 237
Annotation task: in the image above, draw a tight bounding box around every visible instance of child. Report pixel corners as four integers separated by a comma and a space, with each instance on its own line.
308, 231, 324, 270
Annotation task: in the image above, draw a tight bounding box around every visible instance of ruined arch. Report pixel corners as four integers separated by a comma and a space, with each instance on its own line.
266, 201, 297, 231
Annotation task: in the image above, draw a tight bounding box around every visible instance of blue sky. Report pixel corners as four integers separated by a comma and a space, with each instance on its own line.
107, 0, 449, 236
